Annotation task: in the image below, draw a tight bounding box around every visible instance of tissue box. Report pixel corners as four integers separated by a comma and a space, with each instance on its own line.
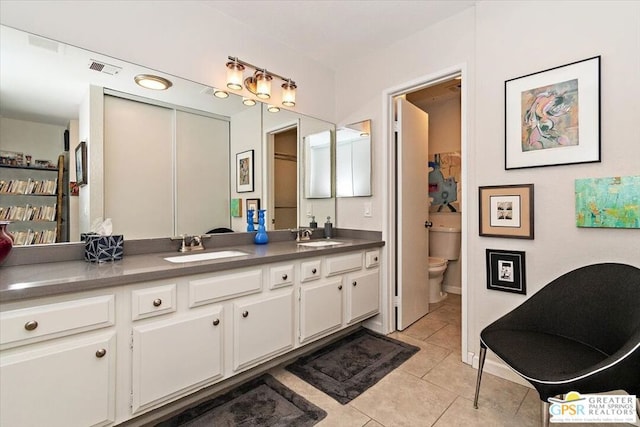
84, 234, 124, 262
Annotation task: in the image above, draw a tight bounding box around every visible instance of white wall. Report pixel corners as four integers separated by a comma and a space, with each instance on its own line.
0, 117, 66, 163
336, 0, 640, 375
0, 0, 335, 123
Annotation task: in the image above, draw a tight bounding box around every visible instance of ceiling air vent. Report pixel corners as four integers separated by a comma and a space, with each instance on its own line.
200, 87, 215, 96
88, 60, 122, 75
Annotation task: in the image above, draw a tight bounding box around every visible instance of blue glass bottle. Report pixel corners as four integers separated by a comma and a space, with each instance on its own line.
246, 209, 255, 232
254, 209, 269, 244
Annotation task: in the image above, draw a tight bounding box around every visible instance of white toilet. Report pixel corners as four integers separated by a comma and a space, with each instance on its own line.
428, 225, 461, 303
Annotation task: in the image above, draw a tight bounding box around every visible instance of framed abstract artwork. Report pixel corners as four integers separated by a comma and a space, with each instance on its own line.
575, 175, 640, 228
486, 249, 527, 295
479, 184, 534, 239
236, 149, 254, 193
505, 56, 600, 170
75, 141, 87, 186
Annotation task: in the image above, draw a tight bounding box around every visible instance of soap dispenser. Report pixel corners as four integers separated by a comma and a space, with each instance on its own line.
309, 216, 317, 229
324, 216, 333, 239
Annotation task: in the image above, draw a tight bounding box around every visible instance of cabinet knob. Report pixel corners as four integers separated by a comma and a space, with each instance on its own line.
311, 268, 317, 274
282, 274, 288, 280
95, 348, 107, 358
213, 319, 220, 326
24, 320, 38, 331
152, 298, 162, 307
242, 311, 249, 318
352, 281, 357, 286
374, 256, 378, 262
338, 285, 342, 290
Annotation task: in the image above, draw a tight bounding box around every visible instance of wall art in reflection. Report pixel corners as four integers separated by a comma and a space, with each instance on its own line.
575, 175, 640, 228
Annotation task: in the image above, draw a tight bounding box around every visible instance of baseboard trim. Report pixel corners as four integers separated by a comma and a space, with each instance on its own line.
443, 285, 461, 294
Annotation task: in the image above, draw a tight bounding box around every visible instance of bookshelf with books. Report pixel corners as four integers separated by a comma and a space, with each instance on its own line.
0, 155, 66, 245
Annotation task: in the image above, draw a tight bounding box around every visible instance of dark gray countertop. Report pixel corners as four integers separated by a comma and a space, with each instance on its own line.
0, 238, 384, 303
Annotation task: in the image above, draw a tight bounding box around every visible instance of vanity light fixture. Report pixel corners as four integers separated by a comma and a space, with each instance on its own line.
267, 104, 280, 113
134, 74, 173, 90
242, 97, 257, 106
226, 56, 297, 107
213, 88, 229, 98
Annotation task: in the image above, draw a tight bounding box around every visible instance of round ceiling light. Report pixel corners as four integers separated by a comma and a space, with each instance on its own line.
134, 74, 173, 90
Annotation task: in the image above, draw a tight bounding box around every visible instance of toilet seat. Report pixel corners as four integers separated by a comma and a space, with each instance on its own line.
428, 256, 447, 268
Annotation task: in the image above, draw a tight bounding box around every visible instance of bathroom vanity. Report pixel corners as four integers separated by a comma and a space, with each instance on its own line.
0, 234, 383, 426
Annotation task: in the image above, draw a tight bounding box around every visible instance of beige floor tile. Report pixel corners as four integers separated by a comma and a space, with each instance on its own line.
270, 367, 371, 427
433, 395, 517, 427
513, 388, 542, 427
425, 304, 461, 326
424, 323, 461, 352
423, 353, 529, 416
363, 420, 385, 427
350, 369, 457, 427
389, 332, 451, 378
402, 314, 449, 341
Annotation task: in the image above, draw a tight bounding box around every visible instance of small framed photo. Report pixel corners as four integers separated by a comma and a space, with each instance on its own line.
505, 56, 600, 170
75, 141, 87, 186
479, 184, 534, 239
486, 249, 526, 295
246, 198, 260, 223
236, 149, 254, 193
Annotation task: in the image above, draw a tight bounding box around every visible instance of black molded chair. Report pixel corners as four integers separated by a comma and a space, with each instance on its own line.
206, 227, 234, 234
473, 263, 640, 426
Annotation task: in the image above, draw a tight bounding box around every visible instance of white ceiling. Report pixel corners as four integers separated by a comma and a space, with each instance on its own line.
204, 1, 476, 69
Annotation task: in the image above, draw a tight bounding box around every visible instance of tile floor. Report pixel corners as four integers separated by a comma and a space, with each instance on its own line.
270, 294, 637, 427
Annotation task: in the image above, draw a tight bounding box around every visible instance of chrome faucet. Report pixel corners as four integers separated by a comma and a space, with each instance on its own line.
172, 234, 208, 252
291, 228, 313, 242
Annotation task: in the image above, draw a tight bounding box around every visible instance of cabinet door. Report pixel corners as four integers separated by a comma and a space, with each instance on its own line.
131, 308, 223, 413
347, 270, 380, 324
233, 291, 293, 371
299, 279, 343, 343
0, 333, 116, 427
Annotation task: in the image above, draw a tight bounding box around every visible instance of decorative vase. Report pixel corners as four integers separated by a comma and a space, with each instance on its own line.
246, 209, 255, 232
0, 221, 14, 264
254, 209, 269, 244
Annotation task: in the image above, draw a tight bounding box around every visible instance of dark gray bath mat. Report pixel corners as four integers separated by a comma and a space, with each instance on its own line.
155, 374, 326, 427
285, 328, 420, 404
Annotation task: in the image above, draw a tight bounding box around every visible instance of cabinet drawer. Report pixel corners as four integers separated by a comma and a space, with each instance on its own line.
300, 260, 322, 283
269, 264, 294, 289
132, 284, 177, 320
326, 252, 363, 276
189, 269, 262, 307
365, 250, 380, 268
0, 295, 115, 348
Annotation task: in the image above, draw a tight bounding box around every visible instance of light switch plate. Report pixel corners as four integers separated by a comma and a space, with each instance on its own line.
364, 202, 372, 217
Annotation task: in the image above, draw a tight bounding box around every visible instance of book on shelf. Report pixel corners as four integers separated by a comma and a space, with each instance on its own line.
0, 178, 57, 195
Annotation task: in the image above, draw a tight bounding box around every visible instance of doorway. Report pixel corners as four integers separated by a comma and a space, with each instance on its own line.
383, 65, 469, 363
265, 125, 298, 230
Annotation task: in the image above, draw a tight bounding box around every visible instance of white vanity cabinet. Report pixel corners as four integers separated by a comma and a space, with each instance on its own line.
130, 308, 224, 413
0, 294, 117, 427
346, 270, 380, 323
233, 290, 294, 371
299, 278, 343, 343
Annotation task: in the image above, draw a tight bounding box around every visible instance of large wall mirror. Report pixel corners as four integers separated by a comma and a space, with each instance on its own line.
336, 119, 371, 197
0, 24, 336, 245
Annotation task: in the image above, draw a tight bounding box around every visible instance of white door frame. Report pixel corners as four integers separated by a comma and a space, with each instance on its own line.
381, 63, 471, 364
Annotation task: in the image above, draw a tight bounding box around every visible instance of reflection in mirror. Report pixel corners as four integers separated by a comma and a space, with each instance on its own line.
0, 24, 337, 245
304, 130, 332, 199
336, 120, 372, 197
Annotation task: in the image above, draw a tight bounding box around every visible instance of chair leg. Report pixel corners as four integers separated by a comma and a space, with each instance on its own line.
473, 343, 487, 409
636, 398, 639, 419
541, 401, 550, 427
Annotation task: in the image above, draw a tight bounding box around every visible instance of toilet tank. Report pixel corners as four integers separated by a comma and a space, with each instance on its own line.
429, 226, 461, 260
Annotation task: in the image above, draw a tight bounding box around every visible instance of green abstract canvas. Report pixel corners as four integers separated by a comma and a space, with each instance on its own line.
575, 176, 640, 228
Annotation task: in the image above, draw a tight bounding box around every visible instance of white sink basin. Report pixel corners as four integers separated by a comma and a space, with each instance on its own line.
164, 250, 248, 263
297, 240, 344, 248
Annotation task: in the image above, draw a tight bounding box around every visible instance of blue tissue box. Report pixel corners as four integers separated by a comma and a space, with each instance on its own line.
84, 234, 124, 262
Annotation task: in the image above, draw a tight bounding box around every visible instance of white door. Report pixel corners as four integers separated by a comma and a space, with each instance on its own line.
396, 97, 430, 330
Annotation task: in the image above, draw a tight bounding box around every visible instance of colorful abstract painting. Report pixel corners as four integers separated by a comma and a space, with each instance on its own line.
522, 79, 579, 152
575, 176, 640, 228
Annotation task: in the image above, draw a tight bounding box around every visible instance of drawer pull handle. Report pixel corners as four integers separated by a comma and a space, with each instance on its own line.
95, 348, 107, 358
24, 320, 38, 331
352, 281, 357, 287
242, 311, 249, 318
282, 274, 288, 280
213, 319, 220, 326
153, 298, 162, 307
311, 268, 317, 274
374, 256, 378, 262
338, 285, 343, 290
